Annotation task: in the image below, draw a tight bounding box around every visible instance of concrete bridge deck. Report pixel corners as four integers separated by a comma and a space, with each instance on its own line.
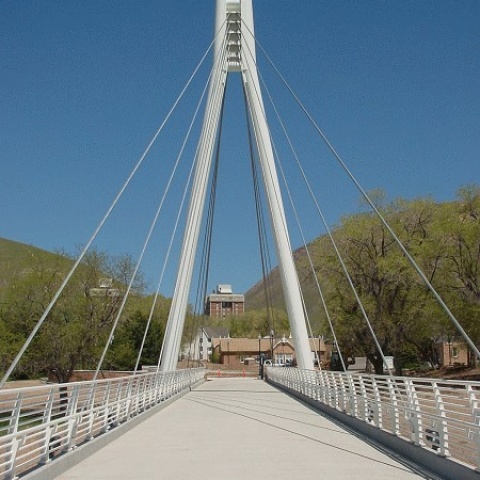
53, 378, 431, 480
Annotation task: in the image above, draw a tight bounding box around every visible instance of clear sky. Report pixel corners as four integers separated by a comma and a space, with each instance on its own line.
1, 1, 479, 299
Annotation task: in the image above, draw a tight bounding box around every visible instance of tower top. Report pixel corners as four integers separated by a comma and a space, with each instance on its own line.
217, 0, 242, 72
215, 0, 256, 73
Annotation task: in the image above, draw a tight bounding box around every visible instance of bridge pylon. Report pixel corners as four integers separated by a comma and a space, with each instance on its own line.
161, 0, 313, 371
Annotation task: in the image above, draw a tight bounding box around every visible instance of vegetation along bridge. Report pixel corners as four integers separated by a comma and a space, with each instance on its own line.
1, 1, 479, 479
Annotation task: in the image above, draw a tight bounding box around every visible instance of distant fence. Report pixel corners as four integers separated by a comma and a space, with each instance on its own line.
0, 368, 205, 479
266, 367, 480, 473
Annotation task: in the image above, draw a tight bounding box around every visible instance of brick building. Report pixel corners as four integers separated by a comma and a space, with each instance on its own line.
211, 336, 327, 368
205, 284, 245, 317
435, 338, 469, 367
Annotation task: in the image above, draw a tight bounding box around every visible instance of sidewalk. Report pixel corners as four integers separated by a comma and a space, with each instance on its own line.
55, 378, 428, 480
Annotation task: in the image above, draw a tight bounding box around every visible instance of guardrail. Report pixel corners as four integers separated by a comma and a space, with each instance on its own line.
0, 368, 205, 479
266, 367, 480, 471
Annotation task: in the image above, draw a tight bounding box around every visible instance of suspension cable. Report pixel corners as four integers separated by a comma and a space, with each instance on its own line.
249, 29, 480, 362
153, 136, 201, 372
0, 30, 220, 389
242, 81, 279, 343
242, 29, 392, 375
242, 31, 322, 356
159, 24, 231, 370
92, 27, 234, 380
245, 51, 345, 370
240, 20, 389, 372
185, 75, 229, 366
132, 46, 218, 374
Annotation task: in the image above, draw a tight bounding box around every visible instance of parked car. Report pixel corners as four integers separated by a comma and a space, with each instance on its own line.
263, 359, 285, 367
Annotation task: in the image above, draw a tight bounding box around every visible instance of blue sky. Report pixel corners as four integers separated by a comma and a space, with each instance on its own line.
1, 1, 479, 299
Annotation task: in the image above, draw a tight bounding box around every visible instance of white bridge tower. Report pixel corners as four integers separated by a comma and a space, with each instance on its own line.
161, 0, 313, 371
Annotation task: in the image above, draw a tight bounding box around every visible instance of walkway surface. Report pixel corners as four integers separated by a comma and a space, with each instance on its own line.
56, 378, 431, 480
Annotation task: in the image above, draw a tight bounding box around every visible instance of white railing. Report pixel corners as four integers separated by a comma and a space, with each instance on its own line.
266, 367, 480, 471
0, 368, 205, 479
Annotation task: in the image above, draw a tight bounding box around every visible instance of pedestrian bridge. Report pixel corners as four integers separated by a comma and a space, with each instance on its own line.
1, 368, 479, 480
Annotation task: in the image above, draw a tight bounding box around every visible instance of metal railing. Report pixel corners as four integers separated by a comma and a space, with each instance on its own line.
0, 368, 205, 479
266, 367, 480, 471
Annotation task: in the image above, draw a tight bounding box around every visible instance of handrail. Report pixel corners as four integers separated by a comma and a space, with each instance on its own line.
0, 368, 205, 479
266, 367, 480, 471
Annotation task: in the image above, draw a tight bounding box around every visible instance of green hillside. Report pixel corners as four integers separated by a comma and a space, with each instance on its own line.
244, 188, 480, 356
244, 240, 330, 330
0, 238, 69, 291
2, 187, 479, 376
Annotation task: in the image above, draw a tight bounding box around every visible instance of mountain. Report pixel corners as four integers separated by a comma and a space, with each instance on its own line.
243, 192, 480, 333
0, 238, 67, 290
244, 240, 328, 326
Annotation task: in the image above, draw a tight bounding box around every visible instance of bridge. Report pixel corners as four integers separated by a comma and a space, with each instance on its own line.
1, 369, 480, 479
1, 1, 479, 479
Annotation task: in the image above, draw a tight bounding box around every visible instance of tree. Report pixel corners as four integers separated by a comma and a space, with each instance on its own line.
431, 186, 480, 356
0, 249, 148, 382
321, 196, 445, 373
109, 309, 165, 370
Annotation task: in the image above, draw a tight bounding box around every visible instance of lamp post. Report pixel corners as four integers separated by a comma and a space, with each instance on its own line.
227, 336, 230, 366
270, 330, 274, 363
258, 334, 261, 379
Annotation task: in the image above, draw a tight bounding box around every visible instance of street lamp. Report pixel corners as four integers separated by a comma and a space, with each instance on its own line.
258, 334, 261, 376
270, 330, 274, 363
258, 334, 264, 379
227, 336, 230, 366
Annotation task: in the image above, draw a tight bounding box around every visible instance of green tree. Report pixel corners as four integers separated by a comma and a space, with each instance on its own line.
321, 197, 443, 373
0, 249, 148, 382
431, 186, 480, 356
109, 309, 165, 370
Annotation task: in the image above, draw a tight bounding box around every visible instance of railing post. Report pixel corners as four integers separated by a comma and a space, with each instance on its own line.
111, 380, 123, 426
387, 376, 400, 436
124, 376, 134, 420
44, 387, 56, 423
466, 384, 480, 470
315, 370, 322, 402
289, 367, 295, 390
327, 372, 337, 409
371, 377, 382, 429
131, 375, 141, 415
305, 370, 314, 398
153, 371, 163, 403
333, 372, 342, 410
4, 436, 24, 480
64, 384, 81, 451
39, 426, 54, 465
85, 383, 98, 441
338, 373, 348, 412
7, 392, 22, 436
40, 387, 62, 464
358, 375, 369, 422
323, 371, 331, 406
346, 373, 357, 417
319, 370, 327, 403
158, 372, 166, 402
431, 382, 449, 457
405, 379, 423, 446
99, 382, 112, 434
